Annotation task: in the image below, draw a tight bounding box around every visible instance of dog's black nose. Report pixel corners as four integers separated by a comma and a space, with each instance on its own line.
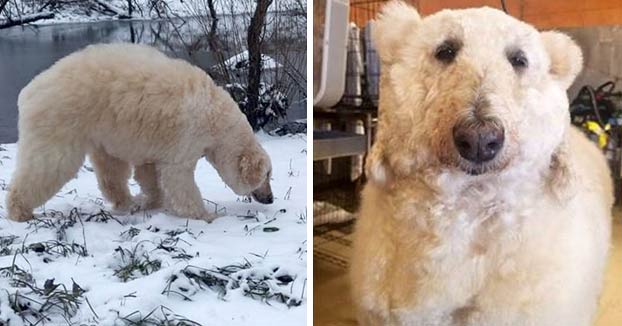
262, 194, 274, 204
251, 192, 274, 204
453, 120, 504, 163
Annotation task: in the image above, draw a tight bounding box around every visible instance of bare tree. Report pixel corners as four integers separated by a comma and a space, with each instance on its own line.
0, 0, 9, 15
207, 0, 217, 21
246, 0, 273, 130
153, 0, 305, 129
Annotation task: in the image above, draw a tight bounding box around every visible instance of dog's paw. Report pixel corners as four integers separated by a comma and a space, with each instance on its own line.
165, 207, 219, 223
203, 213, 219, 223
6, 194, 35, 222
132, 194, 162, 211
195, 211, 222, 223
6, 211, 34, 222
111, 200, 132, 214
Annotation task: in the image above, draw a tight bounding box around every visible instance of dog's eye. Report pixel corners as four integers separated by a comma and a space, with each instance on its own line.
434, 39, 461, 63
508, 50, 528, 69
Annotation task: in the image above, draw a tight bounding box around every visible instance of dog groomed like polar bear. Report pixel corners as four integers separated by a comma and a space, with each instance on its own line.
6, 43, 273, 222
351, 2, 613, 326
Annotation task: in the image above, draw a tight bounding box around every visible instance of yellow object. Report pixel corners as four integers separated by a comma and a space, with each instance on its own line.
585, 121, 610, 148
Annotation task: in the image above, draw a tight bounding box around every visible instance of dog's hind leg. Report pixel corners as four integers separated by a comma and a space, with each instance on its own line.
6, 139, 85, 221
134, 163, 162, 210
158, 162, 214, 221
89, 147, 132, 212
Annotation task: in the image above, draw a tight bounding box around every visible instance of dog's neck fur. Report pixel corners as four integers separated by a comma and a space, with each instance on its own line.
378, 146, 567, 237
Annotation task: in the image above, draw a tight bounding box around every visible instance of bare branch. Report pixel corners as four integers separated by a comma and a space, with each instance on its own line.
0, 11, 53, 29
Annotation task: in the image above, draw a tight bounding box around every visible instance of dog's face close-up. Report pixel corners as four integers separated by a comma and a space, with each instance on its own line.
371, 2, 582, 179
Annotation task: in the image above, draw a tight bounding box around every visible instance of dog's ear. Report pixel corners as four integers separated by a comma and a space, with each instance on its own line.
540, 31, 583, 90
373, 1, 421, 65
239, 151, 266, 188
365, 144, 393, 188
547, 140, 576, 201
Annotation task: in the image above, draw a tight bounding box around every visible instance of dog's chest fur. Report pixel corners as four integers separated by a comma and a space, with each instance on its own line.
378, 177, 552, 325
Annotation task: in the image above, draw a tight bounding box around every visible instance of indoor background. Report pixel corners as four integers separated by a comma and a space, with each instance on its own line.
313, 1, 622, 325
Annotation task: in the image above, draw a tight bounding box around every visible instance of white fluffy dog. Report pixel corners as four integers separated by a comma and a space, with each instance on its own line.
6, 43, 273, 222
351, 2, 613, 326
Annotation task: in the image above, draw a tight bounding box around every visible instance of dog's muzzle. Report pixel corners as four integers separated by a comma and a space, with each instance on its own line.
453, 117, 505, 164
250, 179, 273, 204
251, 191, 274, 204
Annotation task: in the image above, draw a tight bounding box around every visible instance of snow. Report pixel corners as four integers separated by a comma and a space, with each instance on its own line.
223, 50, 283, 71
0, 133, 307, 325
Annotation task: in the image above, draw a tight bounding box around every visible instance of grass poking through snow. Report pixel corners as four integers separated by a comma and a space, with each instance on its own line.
113, 242, 163, 282
1, 258, 97, 324
162, 259, 304, 308
0, 134, 307, 325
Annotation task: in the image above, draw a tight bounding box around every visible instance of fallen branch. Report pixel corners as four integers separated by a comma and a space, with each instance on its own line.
0, 12, 54, 29
91, 0, 129, 18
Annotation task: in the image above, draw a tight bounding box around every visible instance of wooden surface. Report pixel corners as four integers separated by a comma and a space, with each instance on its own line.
350, 0, 622, 29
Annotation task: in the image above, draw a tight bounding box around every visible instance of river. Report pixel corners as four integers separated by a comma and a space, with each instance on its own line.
0, 17, 306, 143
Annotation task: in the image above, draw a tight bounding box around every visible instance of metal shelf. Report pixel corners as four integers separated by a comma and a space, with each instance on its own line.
313, 130, 367, 160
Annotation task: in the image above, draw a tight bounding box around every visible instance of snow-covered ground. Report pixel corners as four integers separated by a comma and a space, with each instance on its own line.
0, 132, 307, 325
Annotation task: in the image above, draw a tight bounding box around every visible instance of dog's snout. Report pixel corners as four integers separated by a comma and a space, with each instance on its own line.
251, 191, 274, 204
453, 120, 504, 163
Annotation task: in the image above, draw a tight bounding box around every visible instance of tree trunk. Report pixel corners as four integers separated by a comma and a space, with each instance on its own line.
207, 0, 217, 21
130, 21, 136, 43
246, 0, 273, 130
128, 0, 133, 17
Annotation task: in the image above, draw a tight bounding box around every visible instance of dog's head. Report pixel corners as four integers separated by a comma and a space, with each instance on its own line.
206, 143, 273, 204
368, 1, 582, 183
239, 146, 274, 204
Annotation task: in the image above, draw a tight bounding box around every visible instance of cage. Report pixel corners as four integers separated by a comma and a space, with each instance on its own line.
314, 0, 388, 270
338, 0, 387, 108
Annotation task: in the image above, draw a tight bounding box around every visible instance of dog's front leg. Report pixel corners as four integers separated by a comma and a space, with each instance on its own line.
158, 161, 215, 222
